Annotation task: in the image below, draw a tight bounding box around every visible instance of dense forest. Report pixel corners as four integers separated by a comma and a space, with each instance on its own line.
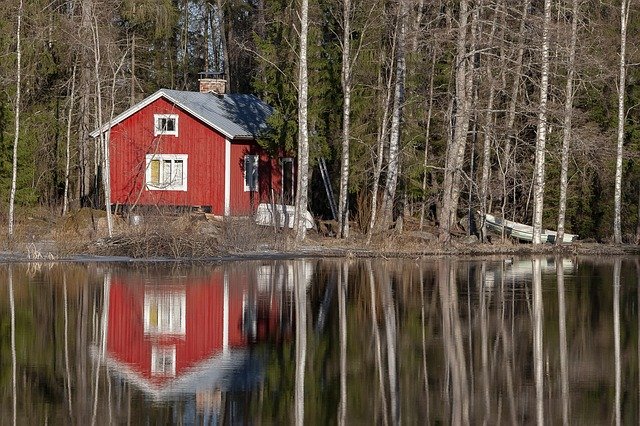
1, 0, 640, 243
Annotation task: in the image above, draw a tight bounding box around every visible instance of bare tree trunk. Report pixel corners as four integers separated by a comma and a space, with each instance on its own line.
78, 0, 94, 206
216, 0, 231, 90
380, 0, 407, 231
614, 0, 630, 244
8, 0, 23, 238
295, 0, 310, 242
338, 0, 352, 238
532, 0, 551, 244
557, 0, 579, 244
91, 17, 113, 237
63, 61, 78, 216
382, 272, 399, 424
440, 0, 471, 242
500, 1, 529, 232
366, 43, 395, 244
420, 50, 437, 231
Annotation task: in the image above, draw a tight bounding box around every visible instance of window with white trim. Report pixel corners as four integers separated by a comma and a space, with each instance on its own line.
151, 346, 176, 376
145, 154, 188, 191
244, 154, 259, 192
144, 290, 186, 335
154, 114, 178, 136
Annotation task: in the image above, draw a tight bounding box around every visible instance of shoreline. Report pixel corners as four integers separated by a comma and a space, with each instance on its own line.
1, 241, 639, 263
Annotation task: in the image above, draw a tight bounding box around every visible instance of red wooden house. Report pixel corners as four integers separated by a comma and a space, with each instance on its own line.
90, 78, 295, 216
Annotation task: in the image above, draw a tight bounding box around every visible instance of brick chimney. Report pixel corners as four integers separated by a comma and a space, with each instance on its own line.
198, 71, 227, 95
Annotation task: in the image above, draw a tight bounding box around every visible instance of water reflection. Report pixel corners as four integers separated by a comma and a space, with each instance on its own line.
3, 257, 640, 424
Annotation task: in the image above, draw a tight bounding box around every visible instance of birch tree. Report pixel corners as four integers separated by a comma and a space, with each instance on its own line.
440, 0, 472, 242
556, 0, 579, 244
294, 0, 310, 242
614, 0, 631, 244
380, 0, 408, 231
337, 0, 352, 238
8, 0, 23, 238
532, 0, 551, 245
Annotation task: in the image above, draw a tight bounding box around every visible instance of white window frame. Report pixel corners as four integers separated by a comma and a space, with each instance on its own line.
145, 154, 188, 191
244, 154, 259, 192
154, 114, 179, 137
151, 346, 177, 376
143, 290, 187, 335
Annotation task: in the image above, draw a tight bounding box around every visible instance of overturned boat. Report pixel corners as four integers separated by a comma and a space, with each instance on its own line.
482, 213, 578, 243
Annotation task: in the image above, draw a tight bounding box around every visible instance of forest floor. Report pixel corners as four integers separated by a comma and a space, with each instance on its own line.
1, 207, 640, 261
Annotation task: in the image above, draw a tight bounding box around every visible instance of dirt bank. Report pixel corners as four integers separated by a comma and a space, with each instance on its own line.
1, 208, 639, 262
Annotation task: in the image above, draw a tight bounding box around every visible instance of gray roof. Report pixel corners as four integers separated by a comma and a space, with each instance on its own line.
90, 89, 273, 140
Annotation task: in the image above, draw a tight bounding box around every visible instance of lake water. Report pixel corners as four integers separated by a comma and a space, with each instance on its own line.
0, 256, 639, 424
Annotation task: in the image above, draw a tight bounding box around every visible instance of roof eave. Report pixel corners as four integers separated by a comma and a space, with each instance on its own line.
88, 90, 259, 141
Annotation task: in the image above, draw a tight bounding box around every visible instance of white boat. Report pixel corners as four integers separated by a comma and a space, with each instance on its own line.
482, 213, 578, 243
255, 203, 314, 230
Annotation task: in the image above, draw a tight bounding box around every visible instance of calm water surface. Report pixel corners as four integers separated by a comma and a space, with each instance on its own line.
0, 256, 639, 424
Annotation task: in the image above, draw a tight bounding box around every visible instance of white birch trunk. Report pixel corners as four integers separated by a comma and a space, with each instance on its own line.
91, 17, 113, 237
532, 0, 551, 244
614, 259, 621, 425
380, 0, 407, 230
338, 0, 352, 238
295, 0, 310, 242
557, 0, 579, 244
614, 0, 630, 244
63, 62, 78, 216
8, 0, 23, 238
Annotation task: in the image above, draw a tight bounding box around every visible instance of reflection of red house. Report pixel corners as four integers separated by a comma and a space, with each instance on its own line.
101, 266, 285, 399
90, 77, 296, 215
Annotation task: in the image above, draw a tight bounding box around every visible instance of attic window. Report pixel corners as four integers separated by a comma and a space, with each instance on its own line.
154, 114, 178, 136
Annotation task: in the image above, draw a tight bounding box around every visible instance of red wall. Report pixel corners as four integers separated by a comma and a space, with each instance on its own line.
108, 96, 284, 216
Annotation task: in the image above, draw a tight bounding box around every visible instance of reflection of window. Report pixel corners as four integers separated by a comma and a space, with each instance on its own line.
144, 291, 186, 335
244, 155, 259, 192
154, 114, 178, 136
151, 346, 176, 376
146, 154, 187, 191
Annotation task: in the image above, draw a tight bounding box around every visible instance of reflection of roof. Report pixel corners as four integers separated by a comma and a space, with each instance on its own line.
94, 347, 263, 401
90, 89, 273, 140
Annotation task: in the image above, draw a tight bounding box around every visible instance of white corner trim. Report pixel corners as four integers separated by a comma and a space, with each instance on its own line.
223, 270, 229, 353
224, 139, 231, 216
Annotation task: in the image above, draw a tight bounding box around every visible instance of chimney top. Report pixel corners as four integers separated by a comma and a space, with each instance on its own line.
198, 71, 227, 95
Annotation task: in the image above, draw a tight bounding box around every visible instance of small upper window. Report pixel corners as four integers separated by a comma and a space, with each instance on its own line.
244, 154, 259, 192
154, 114, 178, 136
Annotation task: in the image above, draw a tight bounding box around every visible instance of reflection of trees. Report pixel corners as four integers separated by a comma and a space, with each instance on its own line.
438, 259, 469, 425
3, 258, 640, 423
